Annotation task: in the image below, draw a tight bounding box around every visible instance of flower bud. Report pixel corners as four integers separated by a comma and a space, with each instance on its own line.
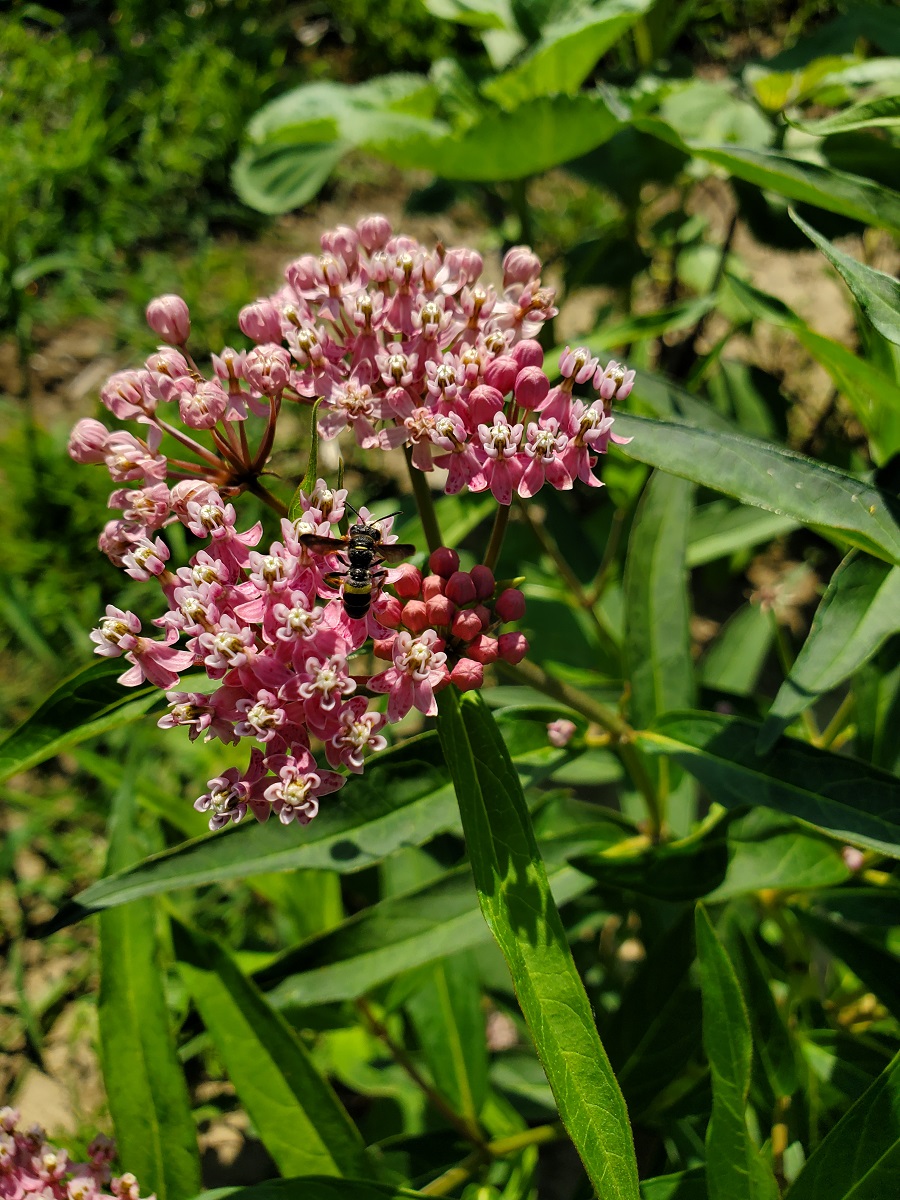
511, 339, 544, 369
373, 636, 396, 660
393, 563, 423, 599
179, 379, 227, 429
467, 634, 499, 664
451, 657, 484, 692
146, 294, 190, 345
470, 564, 495, 601
285, 254, 319, 293
101, 369, 153, 419
357, 213, 392, 253
238, 298, 283, 343
402, 600, 429, 633
474, 604, 492, 628
468, 384, 505, 427
429, 547, 460, 578
495, 588, 526, 623
68, 418, 110, 464
445, 571, 476, 606
514, 366, 550, 412
422, 574, 445, 600
502, 245, 542, 288
498, 632, 529, 664
547, 718, 576, 748
321, 224, 359, 271
452, 609, 482, 642
426, 594, 456, 627
244, 344, 291, 394
484, 355, 519, 396
377, 595, 403, 628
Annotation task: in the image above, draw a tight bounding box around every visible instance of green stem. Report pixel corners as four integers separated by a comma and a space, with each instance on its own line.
404, 446, 444, 554
420, 1123, 562, 1196
500, 657, 663, 839
483, 503, 511, 572
248, 479, 288, 517
771, 613, 819, 743
818, 691, 855, 750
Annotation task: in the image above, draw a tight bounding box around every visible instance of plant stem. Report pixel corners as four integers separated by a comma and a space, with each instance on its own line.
586, 506, 626, 605
404, 446, 444, 553
771, 613, 819, 743
817, 690, 855, 750
420, 1123, 562, 1196
356, 997, 486, 1150
483, 503, 511, 572
248, 479, 288, 517
500, 657, 663, 839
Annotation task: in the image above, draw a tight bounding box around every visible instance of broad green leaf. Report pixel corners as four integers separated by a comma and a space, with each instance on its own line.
638, 712, 900, 858
701, 604, 773, 697
255, 861, 592, 1008
197, 1181, 425, 1200
98, 769, 200, 1200
573, 809, 848, 902
590, 296, 717, 350
793, 909, 900, 1020
0, 659, 159, 783
695, 905, 779, 1200
791, 209, 900, 348
482, 0, 654, 109
612, 412, 900, 566
173, 920, 374, 1180
436, 688, 640, 1200
375, 92, 622, 181
405, 951, 488, 1125
624, 469, 695, 729
788, 92, 900, 137
785, 1050, 900, 1199
759, 552, 900, 752
637, 117, 900, 234
641, 1169, 707, 1200
231, 141, 346, 215
421, 0, 512, 29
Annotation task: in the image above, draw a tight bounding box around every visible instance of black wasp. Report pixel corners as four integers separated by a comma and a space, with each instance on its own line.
300, 504, 415, 620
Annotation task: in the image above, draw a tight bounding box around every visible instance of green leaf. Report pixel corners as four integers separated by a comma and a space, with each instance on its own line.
759, 552, 900, 752
421, 0, 512, 29
788, 92, 900, 136
376, 92, 622, 181
289, 399, 325, 519
785, 1049, 900, 1200
727, 919, 799, 1100
196, 1181, 425, 1200
612, 412, 900, 566
255, 860, 592, 1008
695, 905, 779, 1200
231, 141, 346, 215
173, 920, 375, 1180
0, 659, 159, 784
592, 296, 718, 350
624, 469, 695, 729
700, 604, 774, 698
405, 951, 488, 1125
641, 1169, 707, 1200
790, 208, 900, 348
436, 688, 640, 1200
98, 770, 201, 1200
793, 909, 900, 1020
482, 0, 654, 109
638, 712, 900, 858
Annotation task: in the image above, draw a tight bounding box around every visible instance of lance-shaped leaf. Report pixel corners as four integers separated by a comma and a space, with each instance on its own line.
624, 470, 695, 729
638, 712, 900, 858
759, 552, 900, 752
173, 920, 376, 1180
436, 688, 640, 1200
791, 209, 900, 349
0, 659, 159, 783
640, 1169, 707, 1199
788, 92, 900, 136
695, 905, 779, 1200
98, 771, 201, 1200
785, 1049, 900, 1200
612, 412, 900, 566
255, 861, 592, 1008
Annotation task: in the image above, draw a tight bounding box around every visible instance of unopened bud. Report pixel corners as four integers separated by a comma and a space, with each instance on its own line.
357, 213, 392, 253
495, 588, 526, 622
373, 636, 395, 661
511, 339, 544, 369
422, 574, 445, 600
429, 547, 460, 578
402, 600, 429, 633
467, 634, 499, 664
547, 718, 576, 748
484, 355, 519, 396
377, 595, 403, 628
445, 571, 476, 606
393, 563, 423, 599
470, 565, 495, 601
426, 594, 456, 627
146, 294, 190, 345
68, 418, 110, 464
452, 610, 482, 642
451, 658, 484, 691
502, 245, 541, 288
239, 298, 283, 343
514, 366, 550, 411
498, 632, 529, 664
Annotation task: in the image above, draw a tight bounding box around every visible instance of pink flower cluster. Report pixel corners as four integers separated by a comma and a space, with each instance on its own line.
0, 1108, 151, 1200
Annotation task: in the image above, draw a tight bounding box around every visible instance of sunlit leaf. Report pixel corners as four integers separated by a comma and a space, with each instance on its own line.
788, 92, 900, 136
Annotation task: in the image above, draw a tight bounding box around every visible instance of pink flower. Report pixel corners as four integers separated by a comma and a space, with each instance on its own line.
146, 294, 191, 345
262, 749, 344, 825
368, 629, 450, 721
472, 412, 523, 505
325, 696, 388, 772
518, 418, 570, 498
69, 419, 110, 464
547, 718, 576, 747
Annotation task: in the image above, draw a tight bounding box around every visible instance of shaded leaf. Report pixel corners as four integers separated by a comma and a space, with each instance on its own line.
788, 91, 900, 136
436, 688, 640, 1200
197, 1182, 423, 1200
641, 1169, 707, 1199
793, 909, 900, 1020
700, 604, 774, 697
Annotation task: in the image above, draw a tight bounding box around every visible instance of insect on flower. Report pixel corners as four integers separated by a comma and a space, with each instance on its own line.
300, 504, 415, 619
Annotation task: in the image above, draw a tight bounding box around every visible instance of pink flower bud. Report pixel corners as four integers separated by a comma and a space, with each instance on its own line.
452, 609, 483, 642
146, 294, 190, 345
467, 634, 499, 664
239, 298, 283, 343
429, 547, 460, 578
393, 563, 423, 599
498, 632, 529, 664
514, 366, 550, 412
468, 384, 505, 427
180, 379, 227, 429
484, 355, 519, 396
842, 845, 865, 871
285, 254, 318, 293
445, 571, 476, 606
377, 595, 403, 627
321, 224, 359, 271
547, 718, 576, 747
502, 245, 542, 288
422, 574, 445, 600
470, 565, 495, 601
511, 339, 544, 369
474, 604, 492, 628
402, 600, 429, 633
373, 636, 395, 660
357, 213, 392, 253
495, 588, 526, 622
426, 594, 456, 627
451, 657, 484, 692
68, 418, 110, 463
244, 344, 291, 394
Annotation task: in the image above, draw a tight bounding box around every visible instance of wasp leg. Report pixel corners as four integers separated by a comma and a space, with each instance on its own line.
323, 571, 347, 589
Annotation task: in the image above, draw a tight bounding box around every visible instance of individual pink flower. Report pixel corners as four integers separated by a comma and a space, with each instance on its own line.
68, 419, 110, 464
262, 749, 344, 825
368, 629, 450, 721
595, 359, 636, 402
547, 718, 577, 747
146, 294, 191, 345
325, 696, 388, 772
518, 418, 570, 498
194, 750, 267, 830
472, 411, 524, 505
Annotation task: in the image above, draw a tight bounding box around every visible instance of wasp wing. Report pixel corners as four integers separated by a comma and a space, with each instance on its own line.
299, 534, 349, 556
379, 542, 417, 564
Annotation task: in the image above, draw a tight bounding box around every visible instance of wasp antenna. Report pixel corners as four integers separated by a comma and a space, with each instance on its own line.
344, 500, 363, 520
378, 510, 404, 523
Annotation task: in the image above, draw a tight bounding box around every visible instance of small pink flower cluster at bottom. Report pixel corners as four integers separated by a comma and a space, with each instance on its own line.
0, 1108, 151, 1200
